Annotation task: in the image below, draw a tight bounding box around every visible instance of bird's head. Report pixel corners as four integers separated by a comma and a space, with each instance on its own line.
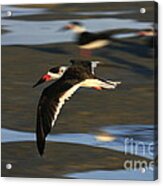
33, 66, 68, 88
60, 22, 86, 33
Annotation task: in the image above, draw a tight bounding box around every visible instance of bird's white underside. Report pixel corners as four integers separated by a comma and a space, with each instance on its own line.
51, 79, 117, 127
51, 83, 81, 127
80, 40, 110, 49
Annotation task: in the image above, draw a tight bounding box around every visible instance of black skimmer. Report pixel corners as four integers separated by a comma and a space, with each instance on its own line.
36, 60, 121, 155
60, 22, 112, 57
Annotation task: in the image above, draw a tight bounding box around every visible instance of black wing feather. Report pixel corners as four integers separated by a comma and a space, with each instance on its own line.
70, 59, 98, 75
36, 79, 81, 155
78, 29, 141, 46
36, 94, 57, 155
78, 32, 99, 45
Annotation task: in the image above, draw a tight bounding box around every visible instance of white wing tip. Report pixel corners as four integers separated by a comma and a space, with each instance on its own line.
106, 80, 122, 86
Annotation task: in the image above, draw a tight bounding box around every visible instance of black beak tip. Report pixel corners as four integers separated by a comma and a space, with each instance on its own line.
32, 84, 36, 88
33, 78, 45, 88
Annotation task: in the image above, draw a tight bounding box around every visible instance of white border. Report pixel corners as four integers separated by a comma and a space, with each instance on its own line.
0, 0, 153, 5
0, 0, 162, 186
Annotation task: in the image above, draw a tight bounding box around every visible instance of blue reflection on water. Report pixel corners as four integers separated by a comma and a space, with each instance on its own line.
65, 169, 155, 181
2, 5, 152, 45
1, 124, 155, 160
1, 18, 152, 45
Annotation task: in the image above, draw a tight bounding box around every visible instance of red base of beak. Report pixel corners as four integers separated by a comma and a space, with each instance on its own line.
43, 74, 51, 81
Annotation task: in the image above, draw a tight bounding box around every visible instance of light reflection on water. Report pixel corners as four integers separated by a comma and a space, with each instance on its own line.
1, 5, 48, 18
65, 169, 154, 181
2, 124, 155, 159
2, 18, 152, 45
73, 10, 135, 16
1, 6, 135, 18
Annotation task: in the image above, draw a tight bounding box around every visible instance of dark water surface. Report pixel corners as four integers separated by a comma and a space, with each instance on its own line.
1, 3, 157, 180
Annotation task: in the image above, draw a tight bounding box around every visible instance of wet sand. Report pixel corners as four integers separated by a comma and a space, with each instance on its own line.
1, 142, 151, 178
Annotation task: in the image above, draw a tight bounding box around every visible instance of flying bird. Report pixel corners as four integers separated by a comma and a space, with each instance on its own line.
36, 60, 121, 155
60, 22, 113, 57
60, 22, 142, 57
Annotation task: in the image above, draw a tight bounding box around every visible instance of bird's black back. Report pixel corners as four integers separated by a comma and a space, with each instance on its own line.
78, 31, 110, 46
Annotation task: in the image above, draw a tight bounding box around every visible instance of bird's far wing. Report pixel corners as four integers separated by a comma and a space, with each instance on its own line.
91, 61, 100, 74
97, 28, 141, 39
70, 60, 100, 75
36, 80, 81, 155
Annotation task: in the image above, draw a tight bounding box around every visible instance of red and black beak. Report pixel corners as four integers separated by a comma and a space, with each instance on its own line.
33, 74, 51, 88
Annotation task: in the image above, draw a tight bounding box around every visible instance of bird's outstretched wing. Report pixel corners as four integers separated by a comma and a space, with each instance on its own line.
78, 32, 101, 45
36, 79, 81, 155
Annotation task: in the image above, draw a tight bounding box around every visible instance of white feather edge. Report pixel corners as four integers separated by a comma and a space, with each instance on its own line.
51, 78, 120, 127
106, 80, 121, 86
81, 79, 117, 89
51, 82, 82, 127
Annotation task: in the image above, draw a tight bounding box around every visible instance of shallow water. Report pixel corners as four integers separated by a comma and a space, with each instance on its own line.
65, 169, 154, 181
2, 18, 151, 45
1, 5, 152, 45
2, 124, 156, 180
73, 10, 135, 16
1, 124, 155, 159
1, 5, 48, 18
